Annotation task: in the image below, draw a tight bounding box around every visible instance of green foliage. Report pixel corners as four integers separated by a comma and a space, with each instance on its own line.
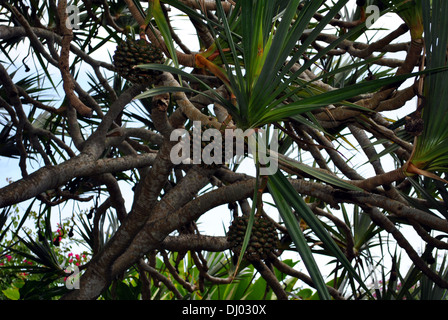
411, 0, 448, 173
100, 251, 312, 301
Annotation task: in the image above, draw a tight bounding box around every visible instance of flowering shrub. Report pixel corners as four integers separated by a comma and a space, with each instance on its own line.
0, 205, 89, 300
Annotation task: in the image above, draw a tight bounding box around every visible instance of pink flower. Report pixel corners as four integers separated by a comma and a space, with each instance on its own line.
23, 259, 33, 265
6, 254, 12, 262
68, 253, 73, 257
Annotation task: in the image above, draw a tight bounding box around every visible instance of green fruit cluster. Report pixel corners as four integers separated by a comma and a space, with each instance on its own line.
227, 215, 278, 261
113, 38, 165, 84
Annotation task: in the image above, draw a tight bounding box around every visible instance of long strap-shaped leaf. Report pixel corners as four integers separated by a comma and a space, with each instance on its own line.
147, 0, 179, 69
278, 156, 364, 192
268, 176, 331, 300
267, 170, 370, 298
253, 67, 447, 128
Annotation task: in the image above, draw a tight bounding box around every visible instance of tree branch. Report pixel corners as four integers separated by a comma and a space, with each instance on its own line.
138, 259, 184, 299
158, 235, 230, 252
56, 0, 92, 117
0, 152, 156, 208
270, 255, 345, 300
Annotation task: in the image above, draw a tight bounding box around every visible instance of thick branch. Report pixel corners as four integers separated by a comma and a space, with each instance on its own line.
57, 0, 92, 117
138, 259, 183, 299
158, 235, 230, 252
110, 166, 216, 276
251, 259, 288, 300
337, 190, 448, 234
0, 153, 156, 208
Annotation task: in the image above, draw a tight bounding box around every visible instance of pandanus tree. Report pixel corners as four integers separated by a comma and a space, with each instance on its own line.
1, 0, 448, 301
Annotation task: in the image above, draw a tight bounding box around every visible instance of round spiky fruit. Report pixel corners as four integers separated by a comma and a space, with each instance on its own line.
227, 214, 278, 262
113, 37, 165, 84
